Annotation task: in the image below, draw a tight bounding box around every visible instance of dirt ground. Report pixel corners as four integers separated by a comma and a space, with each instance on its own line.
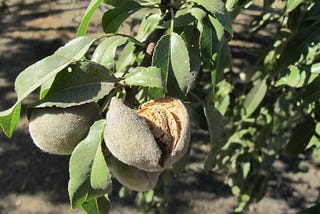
0, 0, 319, 214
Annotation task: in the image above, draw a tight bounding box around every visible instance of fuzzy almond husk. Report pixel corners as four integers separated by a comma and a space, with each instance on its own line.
104, 97, 190, 172
29, 103, 101, 155
107, 155, 160, 192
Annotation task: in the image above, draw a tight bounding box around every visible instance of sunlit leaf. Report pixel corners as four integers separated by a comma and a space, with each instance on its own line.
0, 103, 21, 137
275, 65, 306, 88
243, 79, 267, 117
77, 0, 104, 36
136, 14, 161, 42
286, 0, 304, 13
124, 67, 164, 88
152, 33, 194, 97
69, 120, 112, 208
116, 42, 135, 75
92, 36, 128, 70
188, 0, 232, 34
0, 36, 96, 137
34, 61, 115, 108
81, 195, 110, 214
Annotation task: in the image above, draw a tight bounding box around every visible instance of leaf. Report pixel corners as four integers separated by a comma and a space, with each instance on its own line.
203, 105, 227, 172
303, 76, 320, 104
152, 33, 194, 97
104, 0, 131, 7
0, 36, 96, 137
243, 79, 267, 117
102, 1, 141, 33
275, 65, 306, 88
210, 17, 231, 84
69, 120, 112, 208
286, 0, 304, 14
81, 195, 110, 214
124, 67, 165, 88
170, 32, 192, 94
92, 36, 128, 70
152, 34, 170, 87
77, 0, 104, 36
199, 19, 213, 71
136, 14, 161, 42
116, 42, 135, 75
35, 61, 115, 108
161, 8, 196, 29
275, 26, 320, 74
0, 103, 21, 137
188, 0, 232, 35
285, 116, 316, 158
172, 144, 191, 176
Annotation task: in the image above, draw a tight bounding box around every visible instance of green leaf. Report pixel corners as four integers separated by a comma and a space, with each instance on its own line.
303, 76, 320, 104
0, 103, 21, 137
116, 42, 135, 75
92, 36, 128, 70
286, 0, 304, 13
81, 195, 110, 214
152, 34, 170, 86
161, 8, 196, 29
69, 120, 112, 208
188, 0, 232, 35
0, 36, 96, 137
104, 0, 131, 7
136, 14, 161, 42
152, 33, 194, 97
172, 144, 191, 176
203, 105, 227, 172
285, 116, 316, 157
102, 1, 141, 33
77, 0, 104, 36
210, 17, 231, 84
275, 65, 306, 88
243, 79, 267, 117
35, 61, 115, 108
275, 26, 320, 74
199, 19, 213, 71
124, 67, 165, 88
170, 32, 192, 94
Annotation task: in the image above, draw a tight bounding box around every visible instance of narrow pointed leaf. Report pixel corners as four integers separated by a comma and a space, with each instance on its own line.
77, 0, 104, 36
204, 105, 227, 172
0, 103, 21, 137
69, 120, 112, 208
243, 79, 267, 117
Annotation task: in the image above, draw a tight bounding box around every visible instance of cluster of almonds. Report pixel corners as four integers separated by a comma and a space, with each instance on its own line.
28, 97, 190, 191
104, 97, 190, 191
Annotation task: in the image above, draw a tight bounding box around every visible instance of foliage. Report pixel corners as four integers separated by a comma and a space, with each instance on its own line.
0, 0, 319, 213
